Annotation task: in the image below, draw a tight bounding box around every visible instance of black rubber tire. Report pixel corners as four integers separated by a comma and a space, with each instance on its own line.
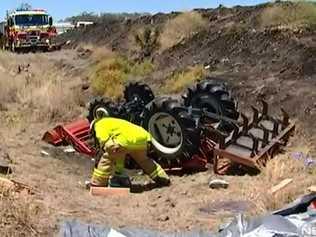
142, 97, 201, 166
183, 78, 239, 132
124, 82, 155, 105
87, 97, 119, 122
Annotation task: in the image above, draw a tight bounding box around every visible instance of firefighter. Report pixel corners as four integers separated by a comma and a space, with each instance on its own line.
89, 108, 170, 188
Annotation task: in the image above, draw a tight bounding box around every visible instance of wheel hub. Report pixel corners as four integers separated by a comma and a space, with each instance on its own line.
148, 112, 183, 153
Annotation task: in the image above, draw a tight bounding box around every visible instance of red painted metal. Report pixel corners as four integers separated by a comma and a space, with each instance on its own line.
42, 119, 96, 157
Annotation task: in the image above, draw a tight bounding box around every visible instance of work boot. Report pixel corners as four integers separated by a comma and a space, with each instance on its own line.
109, 174, 131, 188
153, 176, 171, 188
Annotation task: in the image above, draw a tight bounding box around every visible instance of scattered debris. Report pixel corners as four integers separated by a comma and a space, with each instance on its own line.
0, 177, 35, 194
0, 177, 14, 189
209, 179, 229, 189
269, 178, 293, 194
63, 146, 76, 153
157, 215, 169, 222
308, 186, 316, 193
41, 150, 50, 156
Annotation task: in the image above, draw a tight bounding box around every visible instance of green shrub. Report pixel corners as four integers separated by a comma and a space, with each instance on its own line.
163, 65, 206, 93
134, 27, 160, 60
130, 60, 155, 77
90, 55, 154, 99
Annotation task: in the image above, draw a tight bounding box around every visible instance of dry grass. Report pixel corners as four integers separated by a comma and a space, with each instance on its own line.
260, 1, 316, 27
160, 11, 208, 51
0, 52, 82, 122
0, 186, 42, 237
162, 65, 207, 93
236, 146, 315, 214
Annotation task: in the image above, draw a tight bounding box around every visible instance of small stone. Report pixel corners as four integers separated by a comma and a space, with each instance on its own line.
150, 202, 157, 207
209, 179, 229, 189
181, 191, 188, 195
157, 215, 169, 222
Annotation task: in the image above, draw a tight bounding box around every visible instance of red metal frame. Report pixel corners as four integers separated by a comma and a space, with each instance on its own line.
212, 122, 295, 174
42, 118, 295, 174
42, 119, 96, 157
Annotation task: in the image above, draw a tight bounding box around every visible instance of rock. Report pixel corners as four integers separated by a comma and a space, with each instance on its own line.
209, 179, 229, 189
157, 215, 169, 222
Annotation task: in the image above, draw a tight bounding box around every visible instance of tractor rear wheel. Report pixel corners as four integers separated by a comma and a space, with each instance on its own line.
124, 82, 155, 105
142, 97, 201, 166
87, 97, 119, 122
183, 78, 239, 132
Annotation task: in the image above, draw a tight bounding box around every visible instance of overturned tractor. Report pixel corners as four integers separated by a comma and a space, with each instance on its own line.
43, 79, 295, 174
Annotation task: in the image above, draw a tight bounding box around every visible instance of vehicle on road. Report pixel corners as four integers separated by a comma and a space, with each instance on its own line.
0, 8, 57, 52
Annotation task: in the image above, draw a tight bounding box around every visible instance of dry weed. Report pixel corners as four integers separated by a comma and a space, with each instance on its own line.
260, 1, 316, 27
0, 52, 82, 122
160, 11, 207, 51
162, 65, 207, 93
0, 186, 42, 237
241, 146, 315, 214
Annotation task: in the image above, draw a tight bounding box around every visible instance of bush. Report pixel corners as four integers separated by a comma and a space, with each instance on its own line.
160, 11, 207, 51
260, 1, 316, 27
130, 59, 155, 77
90, 57, 129, 99
162, 65, 206, 93
134, 27, 160, 60
89, 55, 154, 99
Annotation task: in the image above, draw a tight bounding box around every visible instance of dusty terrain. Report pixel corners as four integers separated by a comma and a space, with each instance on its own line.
0, 2, 315, 236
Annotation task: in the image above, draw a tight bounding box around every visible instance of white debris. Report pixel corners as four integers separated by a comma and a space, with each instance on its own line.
40, 150, 50, 156
63, 146, 76, 153
209, 179, 229, 189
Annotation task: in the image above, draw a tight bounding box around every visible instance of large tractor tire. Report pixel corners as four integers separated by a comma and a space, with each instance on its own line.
87, 97, 119, 122
142, 97, 201, 166
124, 82, 155, 105
183, 79, 239, 132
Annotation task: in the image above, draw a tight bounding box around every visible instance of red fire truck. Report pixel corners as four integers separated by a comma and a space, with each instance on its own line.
0, 8, 57, 52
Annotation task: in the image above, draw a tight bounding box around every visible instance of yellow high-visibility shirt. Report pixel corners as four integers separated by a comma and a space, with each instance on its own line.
94, 118, 152, 149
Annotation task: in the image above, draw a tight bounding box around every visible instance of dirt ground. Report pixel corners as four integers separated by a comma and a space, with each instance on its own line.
0, 2, 315, 236
0, 47, 313, 236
